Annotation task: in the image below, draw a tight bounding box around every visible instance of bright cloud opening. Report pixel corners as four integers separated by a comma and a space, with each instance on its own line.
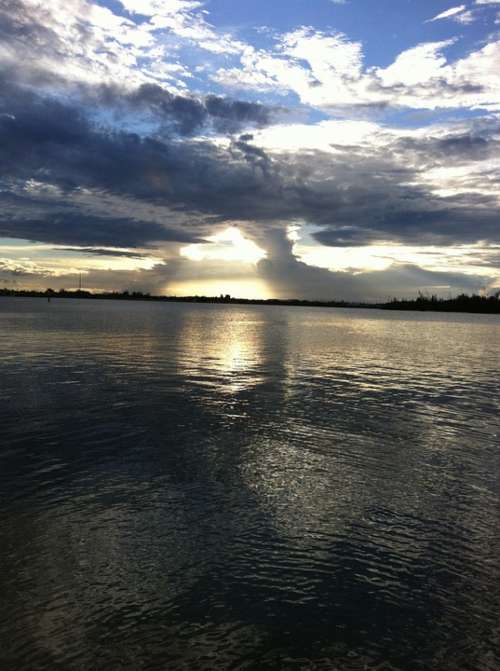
180, 227, 267, 264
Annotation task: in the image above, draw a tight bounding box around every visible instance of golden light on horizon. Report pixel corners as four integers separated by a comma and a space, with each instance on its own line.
167, 278, 272, 300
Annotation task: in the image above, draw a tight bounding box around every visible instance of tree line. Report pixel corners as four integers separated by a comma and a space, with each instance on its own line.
1, 287, 499, 314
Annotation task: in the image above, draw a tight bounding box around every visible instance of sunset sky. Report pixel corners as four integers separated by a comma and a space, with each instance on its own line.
1, 0, 499, 300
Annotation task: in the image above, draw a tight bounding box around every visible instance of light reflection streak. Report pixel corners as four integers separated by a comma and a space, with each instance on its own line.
172, 309, 268, 394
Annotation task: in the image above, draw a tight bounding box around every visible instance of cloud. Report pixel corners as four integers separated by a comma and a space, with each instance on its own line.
454, 10, 476, 22
214, 27, 500, 114
254, 228, 491, 300
1, 0, 500, 303
427, 5, 467, 22
258, 256, 490, 301
427, 5, 476, 23
376, 41, 454, 87
0, 0, 248, 102
1, 0, 499, 300
0, 209, 199, 248
59, 247, 150, 258
214, 28, 367, 108
117, 0, 246, 55
0, 0, 157, 89
95, 82, 279, 135
3, 0, 499, 120
1, 77, 499, 261
2, 242, 490, 301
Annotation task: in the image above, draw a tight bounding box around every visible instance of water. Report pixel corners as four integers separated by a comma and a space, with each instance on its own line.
1, 298, 499, 671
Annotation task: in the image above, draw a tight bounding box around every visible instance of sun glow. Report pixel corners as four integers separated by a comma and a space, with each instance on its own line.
180, 227, 266, 264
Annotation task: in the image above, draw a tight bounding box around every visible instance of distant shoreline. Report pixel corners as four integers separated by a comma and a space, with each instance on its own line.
2, 288, 500, 315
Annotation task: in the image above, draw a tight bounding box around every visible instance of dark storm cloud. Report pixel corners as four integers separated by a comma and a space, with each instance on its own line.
0, 78, 275, 207
59, 247, 150, 259
313, 206, 500, 248
232, 136, 272, 176
433, 134, 489, 159
1, 76, 499, 252
204, 95, 275, 133
95, 83, 278, 136
396, 125, 500, 163
0, 212, 199, 247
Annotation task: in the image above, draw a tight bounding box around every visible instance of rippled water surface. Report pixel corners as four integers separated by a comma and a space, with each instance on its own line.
1, 298, 500, 670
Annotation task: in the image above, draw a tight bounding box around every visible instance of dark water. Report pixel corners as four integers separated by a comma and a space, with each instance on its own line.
1, 298, 500, 670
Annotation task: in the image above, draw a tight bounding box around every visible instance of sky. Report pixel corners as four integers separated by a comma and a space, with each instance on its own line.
0, 0, 499, 300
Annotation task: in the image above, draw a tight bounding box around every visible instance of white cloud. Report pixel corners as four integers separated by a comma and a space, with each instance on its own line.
455, 10, 476, 22
426, 5, 477, 24
377, 41, 453, 87
4, 0, 499, 115
118, 0, 246, 55
428, 5, 466, 21
0, 0, 179, 90
475, 0, 500, 5
0, 0, 249, 98
214, 44, 315, 95
292, 239, 497, 276
215, 24, 500, 114
215, 28, 368, 108
281, 28, 363, 79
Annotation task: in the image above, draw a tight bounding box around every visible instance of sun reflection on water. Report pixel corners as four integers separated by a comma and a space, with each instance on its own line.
174, 309, 268, 394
